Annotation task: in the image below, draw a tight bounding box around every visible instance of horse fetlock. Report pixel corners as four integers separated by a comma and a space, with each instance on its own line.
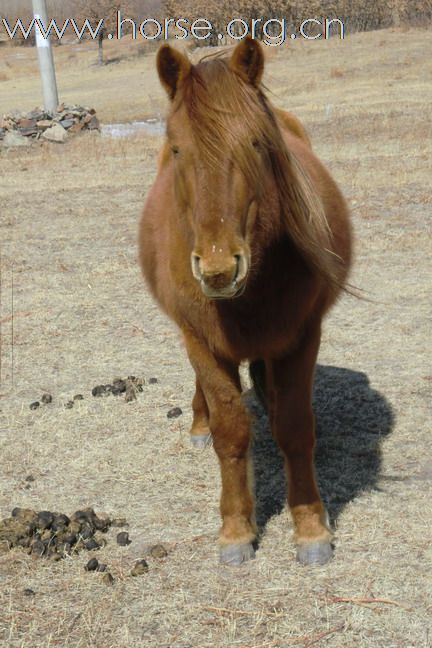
220, 514, 256, 546
190, 416, 211, 437
293, 506, 333, 566
190, 398, 212, 447
291, 503, 332, 546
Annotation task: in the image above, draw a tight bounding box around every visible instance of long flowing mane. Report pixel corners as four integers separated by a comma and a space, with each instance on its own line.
173, 53, 344, 294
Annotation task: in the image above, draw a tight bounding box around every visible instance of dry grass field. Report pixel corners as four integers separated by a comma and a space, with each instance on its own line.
0, 37, 164, 122
0, 28, 431, 647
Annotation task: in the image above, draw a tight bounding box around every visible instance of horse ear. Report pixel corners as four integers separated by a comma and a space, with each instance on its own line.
157, 45, 191, 100
230, 37, 264, 87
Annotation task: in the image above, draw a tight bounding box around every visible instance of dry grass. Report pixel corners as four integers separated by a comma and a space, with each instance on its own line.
0, 28, 431, 648
0, 37, 166, 123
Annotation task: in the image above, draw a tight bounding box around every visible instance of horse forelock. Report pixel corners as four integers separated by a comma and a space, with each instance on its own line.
172, 54, 344, 294
177, 58, 269, 181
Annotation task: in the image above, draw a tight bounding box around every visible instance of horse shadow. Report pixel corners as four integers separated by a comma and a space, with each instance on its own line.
245, 364, 395, 532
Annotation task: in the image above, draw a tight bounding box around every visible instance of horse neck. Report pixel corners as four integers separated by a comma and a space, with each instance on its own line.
253, 172, 286, 251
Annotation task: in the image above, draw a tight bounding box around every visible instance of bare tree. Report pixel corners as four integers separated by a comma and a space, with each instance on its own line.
74, 1, 142, 63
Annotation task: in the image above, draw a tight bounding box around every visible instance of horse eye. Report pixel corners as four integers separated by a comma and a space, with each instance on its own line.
252, 140, 261, 150
171, 145, 180, 156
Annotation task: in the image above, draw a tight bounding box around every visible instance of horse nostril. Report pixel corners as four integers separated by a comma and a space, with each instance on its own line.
233, 255, 241, 282
191, 253, 202, 280
234, 253, 248, 284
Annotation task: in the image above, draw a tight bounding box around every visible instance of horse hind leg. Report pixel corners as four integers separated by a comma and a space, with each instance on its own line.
190, 378, 212, 448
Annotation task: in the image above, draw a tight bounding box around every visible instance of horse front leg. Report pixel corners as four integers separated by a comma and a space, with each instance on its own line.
184, 332, 256, 565
268, 323, 332, 566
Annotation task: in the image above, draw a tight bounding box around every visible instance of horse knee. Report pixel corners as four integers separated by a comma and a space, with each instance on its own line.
210, 411, 251, 459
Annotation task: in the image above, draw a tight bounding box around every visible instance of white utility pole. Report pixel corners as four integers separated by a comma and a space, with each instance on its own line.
32, 0, 59, 113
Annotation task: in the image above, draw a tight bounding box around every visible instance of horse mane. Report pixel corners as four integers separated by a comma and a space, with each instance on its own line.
174, 52, 344, 294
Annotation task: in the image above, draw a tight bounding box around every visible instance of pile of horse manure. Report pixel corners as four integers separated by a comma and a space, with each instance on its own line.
0, 509, 169, 579
28, 375, 160, 410
167, 407, 182, 419
131, 559, 149, 576
116, 531, 131, 546
91, 375, 162, 403
0, 507, 116, 559
149, 543, 168, 558
92, 376, 144, 400
30, 392, 82, 410
90, 375, 159, 403
85, 557, 107, 572
29, 393, 52, 410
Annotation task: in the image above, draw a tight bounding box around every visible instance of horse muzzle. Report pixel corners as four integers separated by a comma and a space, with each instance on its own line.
191, 251, 249, 300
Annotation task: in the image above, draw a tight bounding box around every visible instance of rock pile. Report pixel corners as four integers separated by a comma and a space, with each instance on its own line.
0, 103, 100, 147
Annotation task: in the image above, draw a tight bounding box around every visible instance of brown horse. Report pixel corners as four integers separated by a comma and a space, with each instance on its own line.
139, 38, 352, 566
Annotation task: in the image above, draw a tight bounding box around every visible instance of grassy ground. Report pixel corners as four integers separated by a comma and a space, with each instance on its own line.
0, 28, 431, 647
0, 37, 164, 122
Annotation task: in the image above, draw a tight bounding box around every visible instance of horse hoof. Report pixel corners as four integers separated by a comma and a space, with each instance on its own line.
219, 543, 255, 566
296, 541, 333, 566
190, 433, 212, 448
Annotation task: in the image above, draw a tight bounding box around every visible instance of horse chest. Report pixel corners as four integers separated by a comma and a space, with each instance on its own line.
216, 298, 302, 360
172, 245, 317, 361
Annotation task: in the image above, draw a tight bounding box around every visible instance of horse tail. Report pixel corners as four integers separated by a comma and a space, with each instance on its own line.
249, 359, 267, 411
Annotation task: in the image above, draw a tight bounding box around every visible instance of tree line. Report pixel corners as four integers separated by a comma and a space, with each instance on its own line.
163, 0, 431, 40
1, 0, 431, 48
